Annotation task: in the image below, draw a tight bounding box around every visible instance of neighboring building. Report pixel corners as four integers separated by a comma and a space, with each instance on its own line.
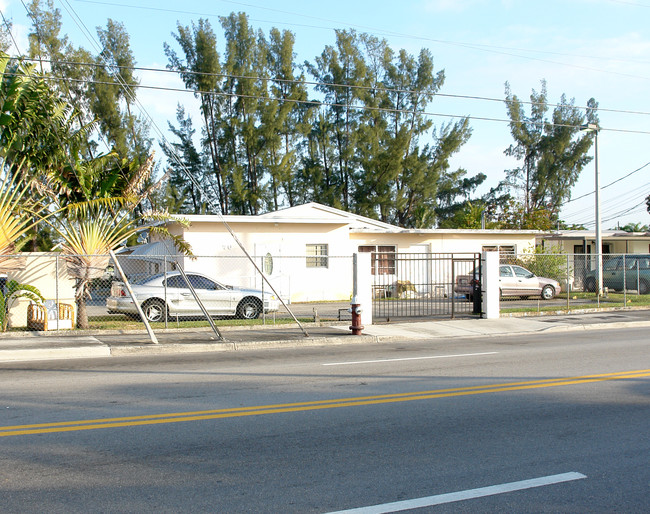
537, 229, 650, 255
132, 202, 542, 303
537, 230, 650, 291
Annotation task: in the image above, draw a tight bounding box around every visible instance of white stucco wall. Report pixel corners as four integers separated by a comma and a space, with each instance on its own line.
8, 253, 76, 329
167, 221, 355, 303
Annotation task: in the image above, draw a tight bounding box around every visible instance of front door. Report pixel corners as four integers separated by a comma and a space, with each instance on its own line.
499, 265, 517, 295
185, 274, 234, 315
511, 265, 540, 295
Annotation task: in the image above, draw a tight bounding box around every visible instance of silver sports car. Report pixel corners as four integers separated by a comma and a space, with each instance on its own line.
107, 271, 279, 322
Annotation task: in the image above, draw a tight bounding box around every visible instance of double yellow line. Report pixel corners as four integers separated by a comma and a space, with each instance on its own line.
2, 369, 648, 438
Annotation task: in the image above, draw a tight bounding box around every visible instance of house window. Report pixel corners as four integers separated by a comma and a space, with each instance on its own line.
306, 244, 328, 268
482, 245, 516, 261
359, 245, 396, 275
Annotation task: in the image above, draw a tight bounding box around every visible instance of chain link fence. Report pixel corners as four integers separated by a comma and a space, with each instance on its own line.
3, 251, 648, 332
2, 252, 354, 333
498, 252, 650, 312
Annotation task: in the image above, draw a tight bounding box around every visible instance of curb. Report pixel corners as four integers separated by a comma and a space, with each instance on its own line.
502, 305, 650, 317
108, 335, 378, 356
1, 317, 648, 363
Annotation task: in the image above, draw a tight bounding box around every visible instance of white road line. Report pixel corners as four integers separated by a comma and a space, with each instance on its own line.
327, 472, 587, 513
322, 351, 498, 366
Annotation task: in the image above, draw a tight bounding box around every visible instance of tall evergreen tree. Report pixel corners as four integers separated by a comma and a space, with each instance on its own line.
306, 30, 367, 211
165, 18, 229, 213
219, 12, 271, 215
91, 19, 150, 161
504, 80, 598, 219
161, 105, 210, 213
0, 18, 12, 53
26, 0, 94, 136
264, 27, 311, 210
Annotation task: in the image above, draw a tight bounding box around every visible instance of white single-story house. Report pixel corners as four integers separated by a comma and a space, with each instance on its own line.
127, 202, 543, 303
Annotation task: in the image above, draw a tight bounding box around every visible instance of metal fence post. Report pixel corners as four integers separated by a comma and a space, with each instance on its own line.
164, 255, 168, 329
623, 254, 627, 306
110, 250, 159, 345
261, 257, 266, 325
566, 254, 570, 311
451, 256, 456, 319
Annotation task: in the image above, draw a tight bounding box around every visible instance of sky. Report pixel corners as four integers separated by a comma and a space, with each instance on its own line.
2, 0, 649, 229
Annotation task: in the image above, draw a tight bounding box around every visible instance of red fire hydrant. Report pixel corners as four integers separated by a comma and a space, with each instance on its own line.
349, 298, 364, 335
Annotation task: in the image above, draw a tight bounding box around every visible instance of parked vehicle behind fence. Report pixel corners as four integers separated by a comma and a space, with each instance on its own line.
106, 271, 279, 322
454, 268, 480, 301
455, 264, 561, 300
584, 254, 650, 294
498, 265, 561, 299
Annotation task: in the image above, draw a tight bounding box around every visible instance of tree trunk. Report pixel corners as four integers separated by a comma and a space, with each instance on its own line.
76, 297, 88, 330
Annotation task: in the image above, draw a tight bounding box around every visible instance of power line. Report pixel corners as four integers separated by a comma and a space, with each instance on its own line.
5, 69, 650, 136
10, 1, 649, 231
6, 55, 649, 221
562, 183, 650, 225
17, 56, 650, 118
563, 161, 650, 204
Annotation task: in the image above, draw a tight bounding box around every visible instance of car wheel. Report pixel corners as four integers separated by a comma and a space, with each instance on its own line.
142, 299, 167, 322
639, 279, 649, 295
237, 298, 261, 319
584, 277, 596, 292
541, 285, 555, 300
465, 294, 473, 301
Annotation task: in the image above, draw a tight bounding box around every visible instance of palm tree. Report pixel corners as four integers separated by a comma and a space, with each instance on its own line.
0, 279, 44, 332
0, 167, 45, 271
41, 197, 190, 328
2, 52, 191, 328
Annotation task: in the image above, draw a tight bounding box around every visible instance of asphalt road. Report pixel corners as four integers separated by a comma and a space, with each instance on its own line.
1, 327, 648, 512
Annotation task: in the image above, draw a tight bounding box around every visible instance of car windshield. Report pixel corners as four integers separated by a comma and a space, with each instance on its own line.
603, 257, 622, 271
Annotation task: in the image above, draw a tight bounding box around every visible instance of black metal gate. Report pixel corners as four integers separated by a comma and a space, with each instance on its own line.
371, 252, 481, 320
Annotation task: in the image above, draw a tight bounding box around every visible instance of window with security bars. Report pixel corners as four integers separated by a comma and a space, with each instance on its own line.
483, 245, 516, 261
306, 244, 328, 268
358, 245, 396, 275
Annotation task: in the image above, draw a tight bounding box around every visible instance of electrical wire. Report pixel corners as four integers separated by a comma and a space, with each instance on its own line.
17, 56, 650, 118
5, 69, 650, 135
9, 1, 649, 231
563, 184, 650, 221
562, 183, 650, 226
563, 161, 650, 204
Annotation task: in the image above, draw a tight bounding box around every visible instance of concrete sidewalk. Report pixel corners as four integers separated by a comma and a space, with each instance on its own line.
1, 310, 648, 363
